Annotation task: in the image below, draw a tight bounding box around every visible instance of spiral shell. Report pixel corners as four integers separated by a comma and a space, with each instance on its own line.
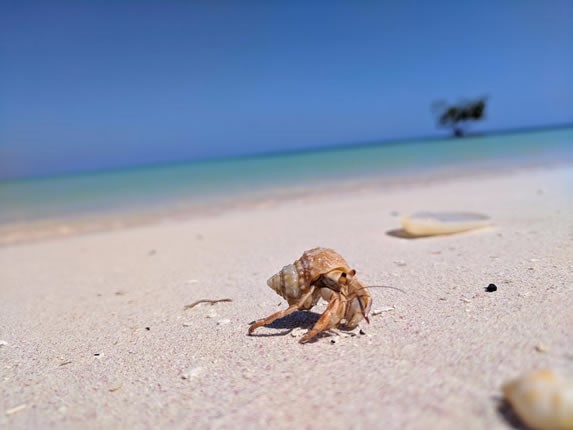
266, 248, 351, 305
503, 368, 573, 430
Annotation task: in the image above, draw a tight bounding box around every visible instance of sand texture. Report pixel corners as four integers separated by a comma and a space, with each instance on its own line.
1, 167, 572, 429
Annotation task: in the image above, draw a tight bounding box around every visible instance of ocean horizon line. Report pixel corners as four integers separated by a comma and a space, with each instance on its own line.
2, 122, 572, 184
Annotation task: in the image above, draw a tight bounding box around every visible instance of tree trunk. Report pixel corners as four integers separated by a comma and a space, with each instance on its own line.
453, 127, 464, 138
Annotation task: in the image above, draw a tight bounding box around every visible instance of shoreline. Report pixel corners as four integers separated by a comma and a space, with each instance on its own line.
1, 160, 572, 247
0, 162, 573, 248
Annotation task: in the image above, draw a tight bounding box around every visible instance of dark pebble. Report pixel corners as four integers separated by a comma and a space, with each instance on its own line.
145, 327, 150, 331
486, 283, 497, 292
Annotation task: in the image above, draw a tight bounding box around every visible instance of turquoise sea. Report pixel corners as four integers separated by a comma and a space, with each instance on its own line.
1, 127, 572, 227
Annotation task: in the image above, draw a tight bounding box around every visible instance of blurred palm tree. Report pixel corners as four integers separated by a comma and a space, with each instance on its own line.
432, 97, 488, 137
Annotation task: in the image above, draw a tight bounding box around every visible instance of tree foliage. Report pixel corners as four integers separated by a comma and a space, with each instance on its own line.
432, 97, 488, 137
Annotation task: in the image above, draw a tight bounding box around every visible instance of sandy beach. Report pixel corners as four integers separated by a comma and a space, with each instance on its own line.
1, 166, 572, 429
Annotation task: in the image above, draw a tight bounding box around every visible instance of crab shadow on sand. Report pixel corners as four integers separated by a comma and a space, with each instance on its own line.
248, 311, 321, 338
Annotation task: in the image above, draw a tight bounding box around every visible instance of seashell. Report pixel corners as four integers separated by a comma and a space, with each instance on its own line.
266, 247, 350, 307
400, 211, 492, 237
502, 369, 573, 430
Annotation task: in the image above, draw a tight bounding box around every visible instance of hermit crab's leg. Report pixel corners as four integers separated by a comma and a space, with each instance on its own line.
248, 288, 315, 335
344, 288, 372, 327
299, 292, 344, 344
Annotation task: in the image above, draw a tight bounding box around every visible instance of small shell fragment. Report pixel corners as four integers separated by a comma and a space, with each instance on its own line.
290, 327, 306, 338
400, 211, 492, 237
181, 366, 203, 380
5, 404, 27, 416
502, 369, 573, 430
372, 306, 394, 316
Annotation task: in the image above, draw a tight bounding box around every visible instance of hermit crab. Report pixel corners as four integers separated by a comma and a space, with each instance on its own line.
248, 247, 372, 343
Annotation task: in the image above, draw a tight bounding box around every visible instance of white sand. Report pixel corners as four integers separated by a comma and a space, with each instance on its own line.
1, 166, 572, 429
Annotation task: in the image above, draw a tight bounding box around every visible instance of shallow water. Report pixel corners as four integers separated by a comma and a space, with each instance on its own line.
0, 127, 572, 227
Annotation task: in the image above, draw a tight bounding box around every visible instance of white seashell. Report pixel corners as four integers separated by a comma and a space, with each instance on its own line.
401, 211, 492, 236
502, 369, 573, 430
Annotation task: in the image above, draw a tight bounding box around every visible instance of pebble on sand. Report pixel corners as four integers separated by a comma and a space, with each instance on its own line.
485, 283, 497, 292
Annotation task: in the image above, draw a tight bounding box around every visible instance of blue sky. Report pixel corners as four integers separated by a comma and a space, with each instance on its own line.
1, 1, 572, 179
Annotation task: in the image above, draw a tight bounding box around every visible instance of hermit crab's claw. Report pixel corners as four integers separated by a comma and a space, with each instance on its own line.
356, 279, 372, 324
344, 272, 373, 328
